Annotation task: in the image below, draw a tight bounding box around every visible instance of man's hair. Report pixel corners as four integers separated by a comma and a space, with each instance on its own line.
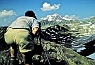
25, 10, 37, 19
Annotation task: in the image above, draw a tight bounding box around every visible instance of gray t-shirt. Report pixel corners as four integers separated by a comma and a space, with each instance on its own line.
8, 16, 39, 30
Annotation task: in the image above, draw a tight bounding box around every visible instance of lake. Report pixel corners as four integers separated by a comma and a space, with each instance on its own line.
77, 47, 95, 60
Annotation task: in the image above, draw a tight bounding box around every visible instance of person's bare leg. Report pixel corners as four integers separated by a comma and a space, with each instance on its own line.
10, 44, 17, 58
22, 53, 25, 64
10, 44, 18, 65
22, 53, 30, 65
10, 47, 15, 57
10, 46, 16, 65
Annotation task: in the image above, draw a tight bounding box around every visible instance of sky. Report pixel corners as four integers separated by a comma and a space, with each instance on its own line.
0, 0, 95, 26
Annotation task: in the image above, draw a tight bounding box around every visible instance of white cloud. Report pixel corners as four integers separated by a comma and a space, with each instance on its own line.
0, 10, 16, 17
0, 10, 17, 26
41, 2, 60, 11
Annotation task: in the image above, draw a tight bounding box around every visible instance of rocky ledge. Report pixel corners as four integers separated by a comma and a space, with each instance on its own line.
0, 26, 95, 65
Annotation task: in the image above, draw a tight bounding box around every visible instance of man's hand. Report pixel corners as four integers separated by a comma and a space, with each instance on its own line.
32, 27, 38, 35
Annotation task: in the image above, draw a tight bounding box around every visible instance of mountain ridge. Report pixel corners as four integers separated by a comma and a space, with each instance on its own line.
40, 13, 77, 22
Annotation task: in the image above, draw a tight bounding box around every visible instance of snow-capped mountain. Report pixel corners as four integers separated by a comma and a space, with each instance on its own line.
40, 13, 95, 36
40, 13, 76, 22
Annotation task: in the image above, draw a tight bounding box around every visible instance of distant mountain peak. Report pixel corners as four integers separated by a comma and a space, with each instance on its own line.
40, 13, 76, 22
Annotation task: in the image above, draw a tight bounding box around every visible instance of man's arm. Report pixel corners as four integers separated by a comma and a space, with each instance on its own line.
32, 27, 38, 35
31, 18, 39, 35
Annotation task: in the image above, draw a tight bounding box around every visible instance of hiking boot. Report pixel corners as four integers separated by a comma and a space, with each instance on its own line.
10, 57, 19, 65
10, 59, 16, 65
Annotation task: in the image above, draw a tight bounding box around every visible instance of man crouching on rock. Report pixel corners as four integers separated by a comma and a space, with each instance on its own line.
4, 10, 39, 65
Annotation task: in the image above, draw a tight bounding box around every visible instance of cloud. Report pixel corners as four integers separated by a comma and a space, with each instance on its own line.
41, 2, 60, 11
0, 10, 17, 26
0, 10, 16, 18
